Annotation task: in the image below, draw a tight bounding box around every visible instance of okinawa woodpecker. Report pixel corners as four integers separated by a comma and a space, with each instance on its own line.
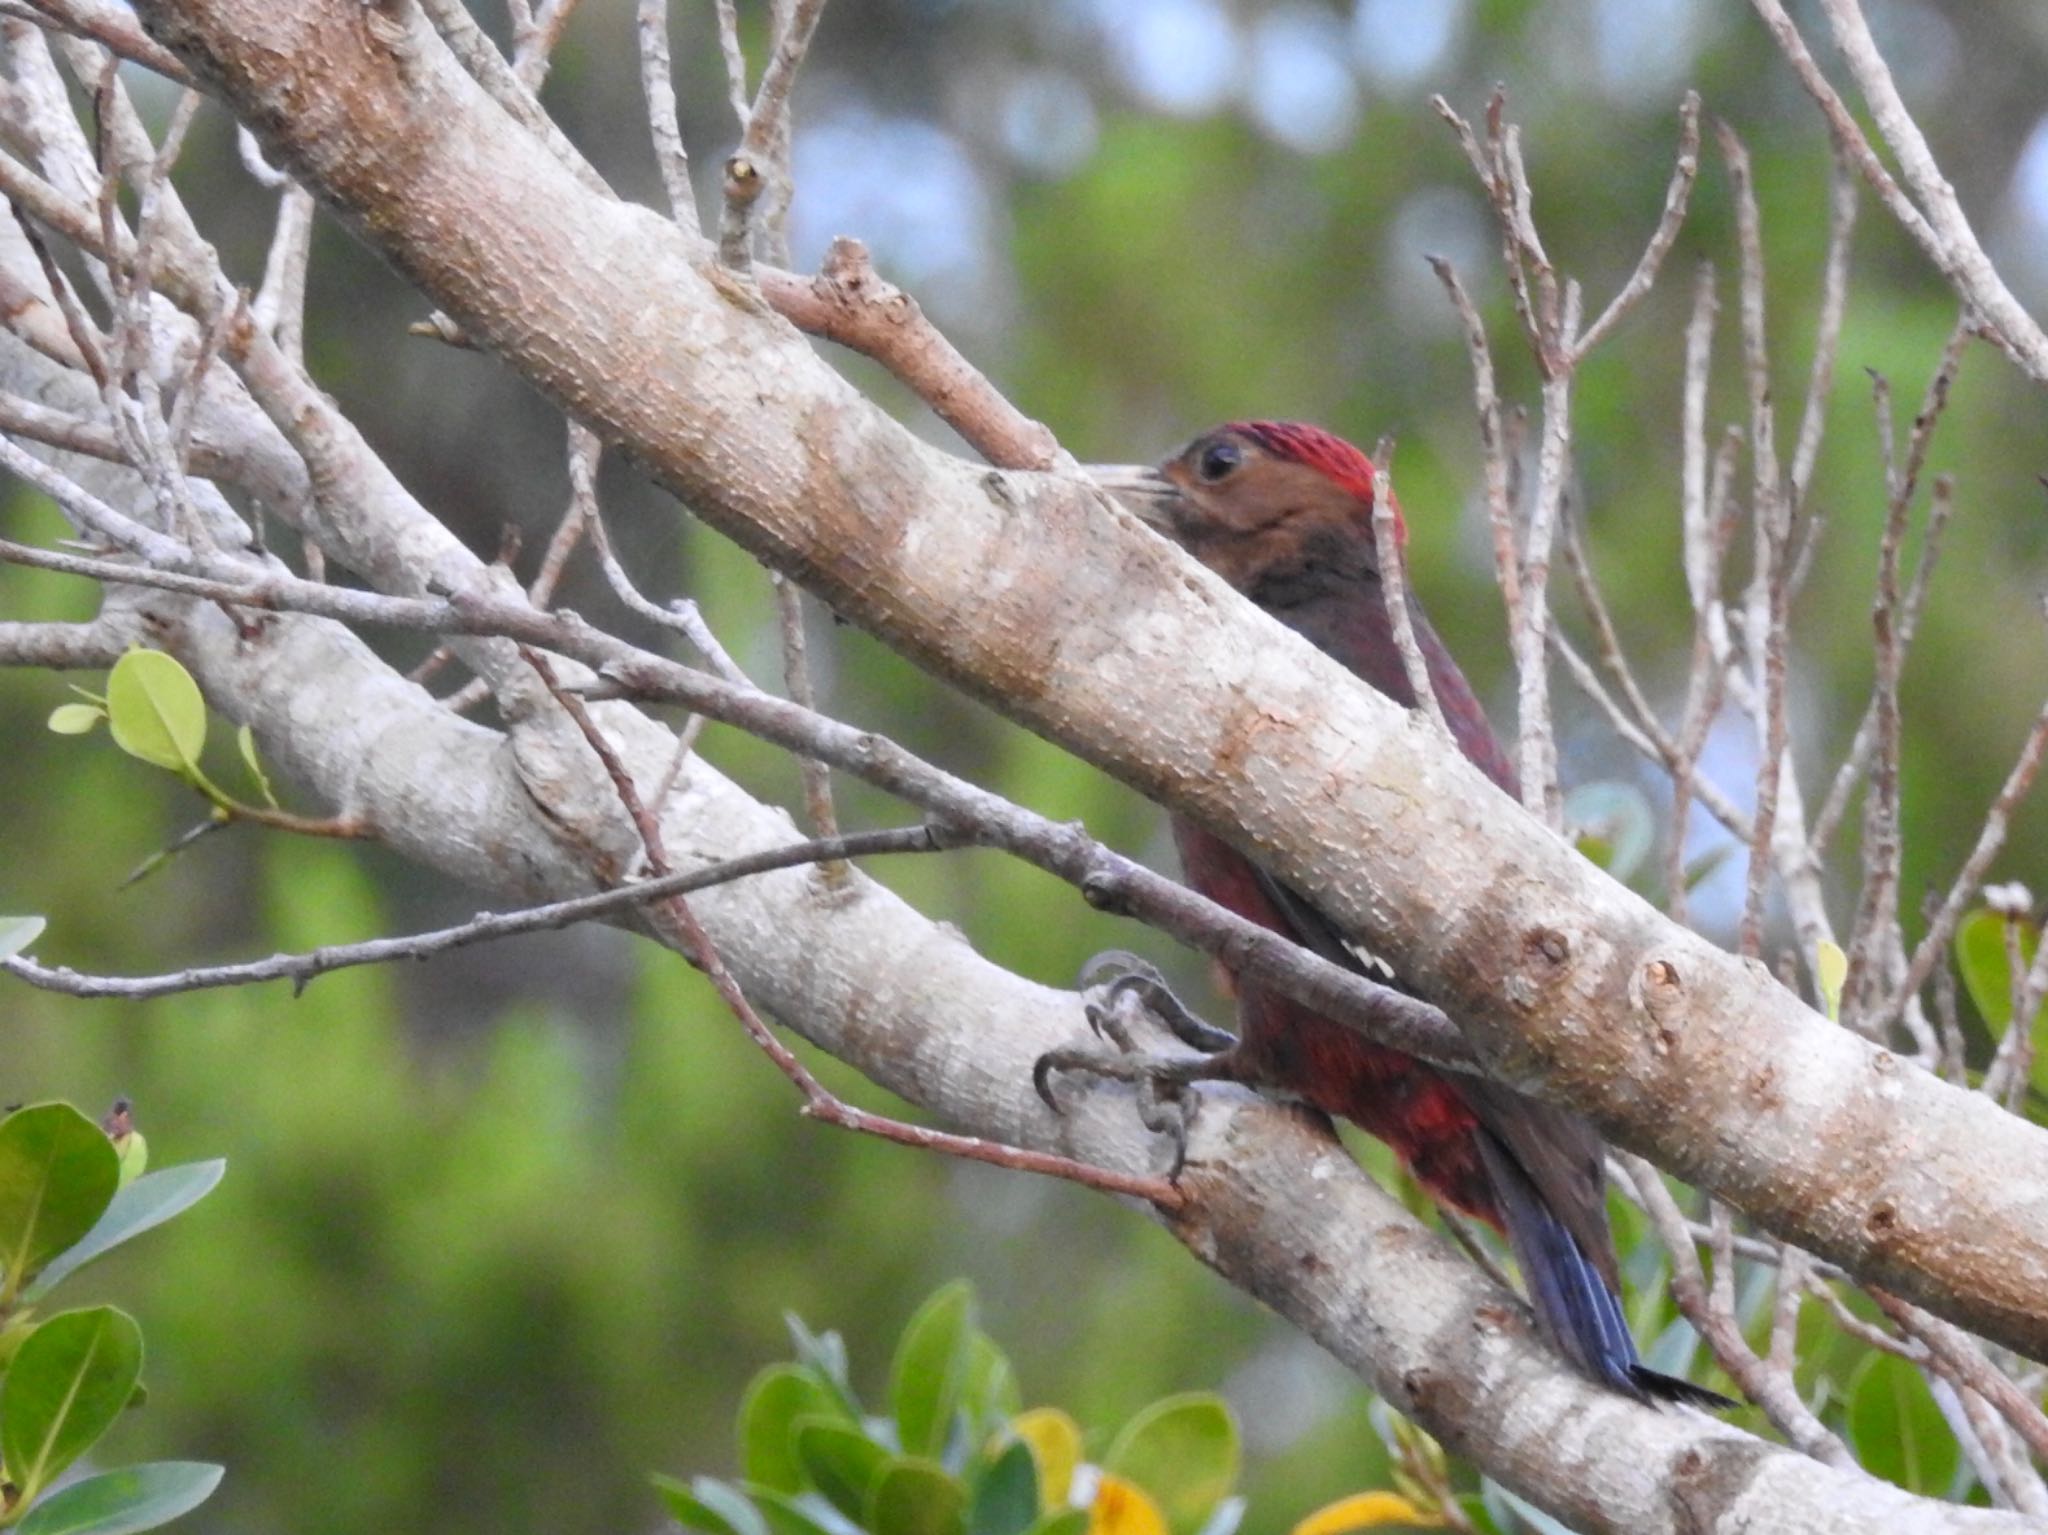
1059, 420, 1724, 1407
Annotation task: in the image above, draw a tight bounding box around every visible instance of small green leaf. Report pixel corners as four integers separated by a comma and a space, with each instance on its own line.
15, 1461, 222, 1535
1021, 1513, 1089, 1535
740, 1365, 847, 1494
891, 1282, 975, 1459
0, 916, 47, 962
1846, 1350, 1961, 1495
785, 1315, 860, 1417
1957, 909, 2037, 1033
105, 650, 206, 775
793, 1418, 891, 1521
655, 1477, 771, 1535
960, 1335, 1021, 1442
235, 724, 277, 809
740, 1486, 842, 1535
1, 1306, 146, 1502
1565, 781, 1655, 885
1815, 941, 1848, 1023
26, 1160, 226, 1304
113, 1132, 148, 1190
46, 704, 104, 736
969, 1440, 1038, 1535
1103, 1395, 1240, 1535
0, 1105, 121, 1298
867, 1460, 967, 1535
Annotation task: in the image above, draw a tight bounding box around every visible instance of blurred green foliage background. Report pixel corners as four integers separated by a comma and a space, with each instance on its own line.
5, 0, 2048, 1530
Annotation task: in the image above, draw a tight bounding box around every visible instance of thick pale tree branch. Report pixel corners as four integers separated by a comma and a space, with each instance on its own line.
121, 0, 2048, 1366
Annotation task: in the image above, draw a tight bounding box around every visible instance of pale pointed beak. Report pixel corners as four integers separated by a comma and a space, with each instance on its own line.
1085, 463, 1181, 533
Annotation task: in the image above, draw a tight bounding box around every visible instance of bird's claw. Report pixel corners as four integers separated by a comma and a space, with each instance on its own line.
1031, 951, 1239, 1179
1078, 950, 1237, 1052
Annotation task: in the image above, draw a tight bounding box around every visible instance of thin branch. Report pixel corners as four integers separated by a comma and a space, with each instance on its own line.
1568, 91, 1701, 365
1368, 446, 1447, 735
523, 646, 1186, 1211
1871, 1289, 2048, 1473
1882, 686, 2048, 1029
635, 0, 698, 235
757, 241, 1062, 470
1812, 0, 2048, 386
1426, 253, 1517, 635
1617, 1154, 1851, 1463
9, 0, 189, 82
1789, 158, 1859, 512
4, 825, 947, 999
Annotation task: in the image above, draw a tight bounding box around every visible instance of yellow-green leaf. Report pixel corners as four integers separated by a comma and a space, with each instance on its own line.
1815, 940, 1848, 1022
1957, 909, 2038, 1033
236, 724, 278, 808
1012, 1409, 1082, 1511
1290, 1491, 1444, 1535
105, 650, 206, 774
46, 704, 103, 736
1088, 1476, 1166, 1535
1102, 1394, 1237, 1535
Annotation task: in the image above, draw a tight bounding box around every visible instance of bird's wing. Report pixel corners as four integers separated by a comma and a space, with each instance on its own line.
1249, 866, 1621, 1292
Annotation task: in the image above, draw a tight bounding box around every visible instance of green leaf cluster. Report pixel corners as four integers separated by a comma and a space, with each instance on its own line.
655, 1283, 1244, 1535
47, 652, 280, 871
0, 1104, 223, 1535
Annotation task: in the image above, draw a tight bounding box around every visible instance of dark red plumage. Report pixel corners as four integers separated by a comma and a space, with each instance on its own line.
1105, 421, 1722, 1407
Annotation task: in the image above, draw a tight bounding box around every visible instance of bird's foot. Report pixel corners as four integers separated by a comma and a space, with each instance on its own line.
1032, 951, 1239, 1178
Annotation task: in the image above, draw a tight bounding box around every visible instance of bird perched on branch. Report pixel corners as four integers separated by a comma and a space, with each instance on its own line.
1038, 420, 1725, 1408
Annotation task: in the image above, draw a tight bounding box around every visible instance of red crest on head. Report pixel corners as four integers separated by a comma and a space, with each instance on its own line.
1224, 420, 1404, 544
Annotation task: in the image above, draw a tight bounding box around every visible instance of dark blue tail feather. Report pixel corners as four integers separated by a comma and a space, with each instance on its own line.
1481, 1132, 1731, 1409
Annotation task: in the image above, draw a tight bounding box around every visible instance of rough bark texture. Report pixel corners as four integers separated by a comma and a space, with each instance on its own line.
122, 0, 2048, 1368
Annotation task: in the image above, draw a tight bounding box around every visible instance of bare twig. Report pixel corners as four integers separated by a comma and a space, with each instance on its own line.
4, 825, 948, 999
1568, 92, 1701, 365
1809, 0, 2048, 386
635, 0, 698, 235
1368, 445, 1446, 735
1427, 253, 1517, 634
8, 0, 188, 81
1882, 687, 2048, 1028
1617, 1154, 1851, 1464
757, 241, 1062, 470
1789, 159, 1859, 513
524, 646, 1186, 1210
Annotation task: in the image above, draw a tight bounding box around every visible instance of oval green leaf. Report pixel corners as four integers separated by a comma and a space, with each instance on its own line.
26, 1160, 227, 1304
1103, 1395, 1240, 1535
960, 1335, 1021, 1441
890, 1282, 975, 1459
234, 724, 277, 808
1957, 909, 2037, 1034
0, 916, 46, 962
1846, 1350, 1961, 1495
1022, 1513, 1089, 1535
968, 1440, 1038, 1535
16, 1460, 222, 1535
0, 1105, 121, 1296
793, 1418, 891, 1521
45, 704, 103, 736
654, 1476, 770, 1535
740, 1365, 847, 1494
105, 650, 206, 774
2, 1306, 146, 1502
739, 1486, 841, 1535
867, 1459, 967, 1535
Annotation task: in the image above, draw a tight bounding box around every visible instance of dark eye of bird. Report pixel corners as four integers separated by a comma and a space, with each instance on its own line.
1196, 440, 1242, 482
